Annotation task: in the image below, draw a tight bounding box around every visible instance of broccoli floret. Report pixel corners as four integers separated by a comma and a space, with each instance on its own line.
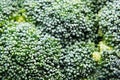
0, 0, 19, 21
95, 50, 120, 80
82, 0, 112, 13
0, 22, 62, 80
85, 49, 120, 80
98, 0, 120, 47
24, 0, 97, 47
0, 0, 32, 25
60, 41, 97, 79
0, 0, 119, 79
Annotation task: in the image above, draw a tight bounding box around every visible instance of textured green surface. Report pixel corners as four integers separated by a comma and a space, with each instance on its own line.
0, 0, 119, 80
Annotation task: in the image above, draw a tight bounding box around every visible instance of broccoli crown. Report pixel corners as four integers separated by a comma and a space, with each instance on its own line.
82, 0, 112, 13
24, 0, 96, 46
60, 42, 97, 79
94, 50, 120, 80
0, 0, 119, 80
98, 0, 120, 47
0, 22, 62, 80
0, 0, 20, 21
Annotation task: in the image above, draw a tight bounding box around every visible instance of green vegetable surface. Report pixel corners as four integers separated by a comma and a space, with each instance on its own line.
0, 0, 119, 80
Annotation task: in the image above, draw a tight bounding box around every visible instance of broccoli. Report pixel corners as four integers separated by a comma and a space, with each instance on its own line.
59, 41, 98, 80
98, 0, 120, 47
0, 0, 20, 21
82, 0, 112, 13
85, 46, 120, 80
0, 0, 119, 80
0, 22, 62, 80
24, 0, 97, 47
89, 50, 120, 80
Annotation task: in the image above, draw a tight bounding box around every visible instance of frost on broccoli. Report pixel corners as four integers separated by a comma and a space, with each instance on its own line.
98, 0, 120, 47
0, 22, 62, 80
60, 42, 97, 79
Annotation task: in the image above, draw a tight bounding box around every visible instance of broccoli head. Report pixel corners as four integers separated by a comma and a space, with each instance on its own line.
94, 50, 120, 80
0, 22, 62, 80
24, 0, 96, 47
98, 0, 120, 47
60, 41, 98, 79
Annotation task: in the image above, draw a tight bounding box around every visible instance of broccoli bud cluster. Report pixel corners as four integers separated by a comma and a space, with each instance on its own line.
60, 42, 97, 79
0, 22, 62, 80
94, 50, 120, 80
0, 0, 20, 21
24, 0, 96, 46
98, 0, 120, 47
0, 0, 119, 80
